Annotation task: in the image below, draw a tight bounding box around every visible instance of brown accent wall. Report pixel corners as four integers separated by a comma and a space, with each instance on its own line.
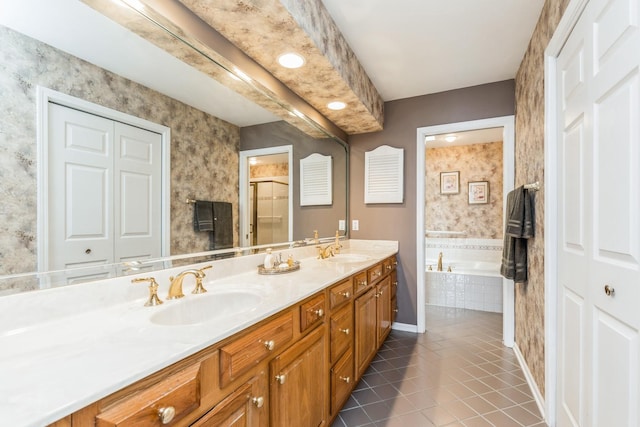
349, 80, 515, 325
513, 0, 571, 398
250, 162, 289, 179
426, 142, 503, 239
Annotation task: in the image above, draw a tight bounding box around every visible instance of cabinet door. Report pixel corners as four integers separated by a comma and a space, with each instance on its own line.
355, 287, 377, 379
191, 371, 267, 427
376, 276, 392, 345
270, 327, 326, 427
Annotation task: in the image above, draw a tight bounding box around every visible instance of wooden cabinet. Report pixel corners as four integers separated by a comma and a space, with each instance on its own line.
354, 286, 378, 378
190, 371, 267, 427
52, 252, 398, 427
270, 327, 327, 427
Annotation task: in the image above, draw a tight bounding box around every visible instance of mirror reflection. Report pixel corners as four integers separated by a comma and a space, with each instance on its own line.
0, 0, 348, 294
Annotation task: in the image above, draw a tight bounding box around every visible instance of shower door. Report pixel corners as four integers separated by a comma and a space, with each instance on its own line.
251, 180, 289, 246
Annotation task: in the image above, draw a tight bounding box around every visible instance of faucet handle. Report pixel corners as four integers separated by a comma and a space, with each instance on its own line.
192, 265, 212, 294
131, 277, 163, 307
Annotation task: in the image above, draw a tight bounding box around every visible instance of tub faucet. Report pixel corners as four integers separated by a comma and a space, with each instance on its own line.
437, 252, 443, 272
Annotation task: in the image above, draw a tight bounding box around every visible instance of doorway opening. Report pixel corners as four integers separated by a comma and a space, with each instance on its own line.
416, 116, 515, 346
239, 146, 293, 247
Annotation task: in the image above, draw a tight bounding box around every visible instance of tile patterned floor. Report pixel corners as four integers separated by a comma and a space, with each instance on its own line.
332, 307, 547, 427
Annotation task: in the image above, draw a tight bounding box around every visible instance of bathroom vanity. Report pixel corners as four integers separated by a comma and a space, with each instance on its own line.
0, 240, 397, 427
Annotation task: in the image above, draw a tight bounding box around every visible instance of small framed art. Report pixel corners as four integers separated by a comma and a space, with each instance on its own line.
468, 181, 489, 204
440, 171, 460, 195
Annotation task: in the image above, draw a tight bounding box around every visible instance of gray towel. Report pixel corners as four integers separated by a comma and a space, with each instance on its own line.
500, 186, 535, 282
193, 200, 214, 232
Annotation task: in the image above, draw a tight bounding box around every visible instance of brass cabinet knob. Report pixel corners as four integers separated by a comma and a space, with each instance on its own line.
158, 406, 176, 424
386, 265, 392, 271
604, 284, 615, 296
359, 280, 367, 287
275, 374, 286, 384
85, 248, 92, 254
340, 328, 350, 335
340, 291, 350, 298
394, 308, 399, 313
252, 396, 264, 408
264, 340, 275, 351
339, 376, 350, 384
315, 308, 324, 317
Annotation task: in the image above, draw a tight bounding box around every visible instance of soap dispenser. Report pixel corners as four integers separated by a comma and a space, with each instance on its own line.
264, 248, 275, 269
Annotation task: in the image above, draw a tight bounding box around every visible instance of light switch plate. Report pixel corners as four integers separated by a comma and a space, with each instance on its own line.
338, 220, 346, 231
352, 219, 359, 231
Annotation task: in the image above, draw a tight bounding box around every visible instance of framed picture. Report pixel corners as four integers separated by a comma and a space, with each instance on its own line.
440, 171, 460, 194
468, 181, 489, 204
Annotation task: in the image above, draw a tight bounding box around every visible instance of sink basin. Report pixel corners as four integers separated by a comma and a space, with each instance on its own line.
324, 254, 372, 264
150, 290, 262, 326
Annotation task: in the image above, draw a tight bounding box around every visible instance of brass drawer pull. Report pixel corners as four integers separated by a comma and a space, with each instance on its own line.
604, 284, 615, 296
386, 265, 392, 271
275, 374, 286, 384
252, 396, 265, 408
358, 280, 367, 287
264, 340, 275, 351
158, 406, 176, 424
339, 376, 351, 384
340, 328, 350, 335
340, 291, 350, 298
394, 308, 399, 313
315, 308, 324, 317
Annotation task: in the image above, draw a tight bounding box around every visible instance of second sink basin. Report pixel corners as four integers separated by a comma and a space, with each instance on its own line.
150, 289, 263, 326
324, 254, 372, 264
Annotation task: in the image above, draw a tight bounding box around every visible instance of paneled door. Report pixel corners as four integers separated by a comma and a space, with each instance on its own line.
556, 0, 640, 425
48, 103, 162, 276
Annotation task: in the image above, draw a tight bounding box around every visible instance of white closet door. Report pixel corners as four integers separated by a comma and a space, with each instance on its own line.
48, 104, 162, 276
48, 103, 114, 272
557, 0, 640, 425
114, 122, 162, 262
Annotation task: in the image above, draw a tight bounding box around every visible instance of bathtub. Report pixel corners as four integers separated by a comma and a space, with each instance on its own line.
425, 259, 503, 313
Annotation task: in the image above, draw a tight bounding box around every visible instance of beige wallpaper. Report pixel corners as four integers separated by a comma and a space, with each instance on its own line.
514, 0, 570, 398
250, 162, 289, 179
426, 142, 503, 239
0, 25, 239, 278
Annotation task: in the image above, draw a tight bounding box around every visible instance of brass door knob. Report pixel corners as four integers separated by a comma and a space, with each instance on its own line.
275, 374, 286, 384
604, 285, 615, 296
158, 406, 176, 424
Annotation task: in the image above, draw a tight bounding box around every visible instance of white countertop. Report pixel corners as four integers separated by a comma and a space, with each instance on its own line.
0, 239, 397, 427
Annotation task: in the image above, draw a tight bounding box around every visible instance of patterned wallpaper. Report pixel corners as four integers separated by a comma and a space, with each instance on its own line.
514, 0, 570, 398
0, 25, 239, 277
250, 162, 289, 179
426, 142, 503, 239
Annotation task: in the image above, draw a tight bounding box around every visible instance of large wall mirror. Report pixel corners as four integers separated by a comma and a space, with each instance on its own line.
0, 0, 348, 295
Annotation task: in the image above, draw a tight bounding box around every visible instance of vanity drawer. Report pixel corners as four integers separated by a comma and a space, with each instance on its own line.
330, 349, 354, 416
367, 263, 384, 285
383, 256, 397, 274
329, 279, 353, 310
353, 271, 369, 296
330, 304, 353, 363
96, 363, 201, 427
219, 311, 293, 387
300, 293, 326, 333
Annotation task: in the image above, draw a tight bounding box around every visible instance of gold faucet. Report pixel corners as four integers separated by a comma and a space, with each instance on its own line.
317, 244, 336, 259
131, 277, 163, 307
333, 230, 342, 254
437, 252, 443, 272
167, 265, 212, 299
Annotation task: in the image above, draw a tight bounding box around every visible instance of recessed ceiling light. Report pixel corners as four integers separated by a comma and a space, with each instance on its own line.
327, 101, 346, 111
445, 135, 457, 143
277, 52, 305, 69
424, 135, 436, 142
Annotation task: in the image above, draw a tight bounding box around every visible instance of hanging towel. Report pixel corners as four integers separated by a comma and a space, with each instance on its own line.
193, 200, 214, 232
500, 186, 535, 282
210, 201, 233, 249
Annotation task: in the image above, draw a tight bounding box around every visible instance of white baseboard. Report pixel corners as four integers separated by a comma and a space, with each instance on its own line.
513, 343, 546, 421
391, 322, 419, 333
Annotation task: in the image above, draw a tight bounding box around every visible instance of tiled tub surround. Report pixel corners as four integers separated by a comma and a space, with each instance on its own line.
426, 238, 503, 313
0, 239, 397, 427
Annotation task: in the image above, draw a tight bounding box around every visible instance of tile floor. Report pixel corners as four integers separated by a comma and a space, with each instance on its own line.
331, 307, 547, 426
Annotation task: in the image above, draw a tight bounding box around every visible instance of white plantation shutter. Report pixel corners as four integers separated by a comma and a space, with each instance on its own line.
300, 153, 332, 206
365, 145, 404, 204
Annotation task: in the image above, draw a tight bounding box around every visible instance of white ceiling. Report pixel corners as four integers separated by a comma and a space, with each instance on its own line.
321, 0, 545, 101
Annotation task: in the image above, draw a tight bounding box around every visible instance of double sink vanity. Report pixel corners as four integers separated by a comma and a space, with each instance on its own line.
1, 239, 398, 427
